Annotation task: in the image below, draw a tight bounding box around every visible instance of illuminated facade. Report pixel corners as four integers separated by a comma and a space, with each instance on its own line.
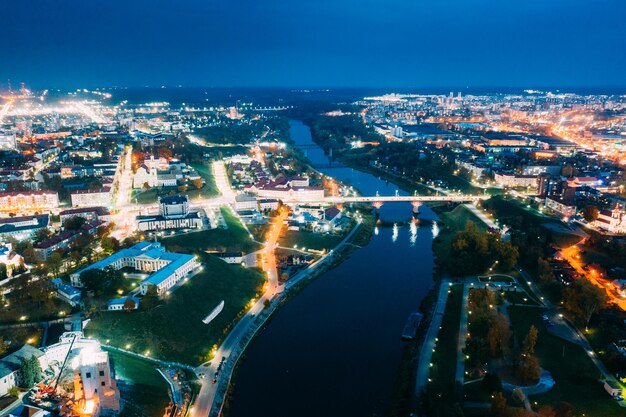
0, 191, 59, 211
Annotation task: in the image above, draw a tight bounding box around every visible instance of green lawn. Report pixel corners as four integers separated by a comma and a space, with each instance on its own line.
278, 230, 344, 252
507, 306, 626, 416
429, 283, 463, 392
86, 254, 265, 364
187, 163, 219, 199
162, 208, 261, 254
108, 351, 170, 417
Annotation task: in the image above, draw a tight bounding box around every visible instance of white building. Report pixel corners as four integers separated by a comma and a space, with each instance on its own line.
544, 197, 576, 218
0, 191, 59, 211
235, 194, 258, 211
44, 332, 120, 417
493, 172, 538, 189
136, 195, 205, 232
0, 243, 24, 277
595, 207, 626, 234
70, 188, 112, 208
71, 242, 200, 297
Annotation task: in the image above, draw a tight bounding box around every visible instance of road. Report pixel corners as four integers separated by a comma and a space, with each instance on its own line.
559, 244, 626, 311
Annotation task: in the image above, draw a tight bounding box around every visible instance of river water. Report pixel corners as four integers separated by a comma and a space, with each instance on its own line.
228, 120, 437, 417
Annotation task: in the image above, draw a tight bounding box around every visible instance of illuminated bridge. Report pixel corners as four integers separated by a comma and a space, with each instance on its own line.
281, 194, 488, 205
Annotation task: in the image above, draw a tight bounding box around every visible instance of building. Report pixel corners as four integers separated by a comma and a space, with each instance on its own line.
456, 159, 489, 179
60, 207, 111, 224
0, 191, 59, 212
136, 195, 206, 232
235, 194, 258, 211
0, 243, 24, 277
71, 242, 200, 297
107, 296, 140, 311
0, 214, 50, 241
595, 207, 626, 234
34, 221, 102, 260
70, 188, 112, 208
0, 132, 17, 150
493, 171, 538, 189
544, 196, 577, 218
41, 332, 120, 416
51, 278, 82, 307
0, 344, 47, 396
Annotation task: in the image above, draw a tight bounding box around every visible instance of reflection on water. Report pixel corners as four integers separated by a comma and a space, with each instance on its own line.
392, 223, 399, 242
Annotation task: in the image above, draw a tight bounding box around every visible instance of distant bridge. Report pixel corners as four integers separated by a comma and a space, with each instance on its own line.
281, 194, 488, 205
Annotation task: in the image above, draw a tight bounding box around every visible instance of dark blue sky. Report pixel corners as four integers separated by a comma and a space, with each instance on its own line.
1, 0, 625, 89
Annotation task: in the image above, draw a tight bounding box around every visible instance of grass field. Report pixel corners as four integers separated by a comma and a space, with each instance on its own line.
109, 351, 170, 417
163, 208, 261, 254
278, 230, 344, 252
507, 305, 626, 416
188, 163, 219, 199
87, 254, 265, 364
429, 283, 463, 392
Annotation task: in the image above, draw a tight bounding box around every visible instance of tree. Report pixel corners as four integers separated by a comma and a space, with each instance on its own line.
490, 392, 508, 417
48, 252, 63, 277
537, 258, 555, 282
516, 354, 541, 385
564, 280, 608, 329
522, 325, 539, 355
487, 313, 511, 358
64, 216, 86, 230
101, 236, 120, 254
538, 406, 557, 417
141, 285, 160, 310
0, 264, 6, 281
583, 205, 599, 223
20, 355, 42, 388
34, 228, 53, 242
193, 178, 204, 189
123, 298, 136, 312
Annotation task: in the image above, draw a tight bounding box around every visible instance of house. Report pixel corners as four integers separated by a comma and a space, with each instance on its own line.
107, 296, 140, 311
0, 243, 24, 277
51, 278, 82, 307
235, 194, 258, 211
0, 344, 47, 396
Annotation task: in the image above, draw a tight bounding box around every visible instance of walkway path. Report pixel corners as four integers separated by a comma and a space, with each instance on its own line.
455, 280, 470, 386
415, 279, 451, 397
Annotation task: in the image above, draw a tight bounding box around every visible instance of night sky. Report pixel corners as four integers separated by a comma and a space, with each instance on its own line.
1, 0, 626, 89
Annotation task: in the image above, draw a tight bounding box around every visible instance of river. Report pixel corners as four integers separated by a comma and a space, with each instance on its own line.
227, 121, 438, 417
